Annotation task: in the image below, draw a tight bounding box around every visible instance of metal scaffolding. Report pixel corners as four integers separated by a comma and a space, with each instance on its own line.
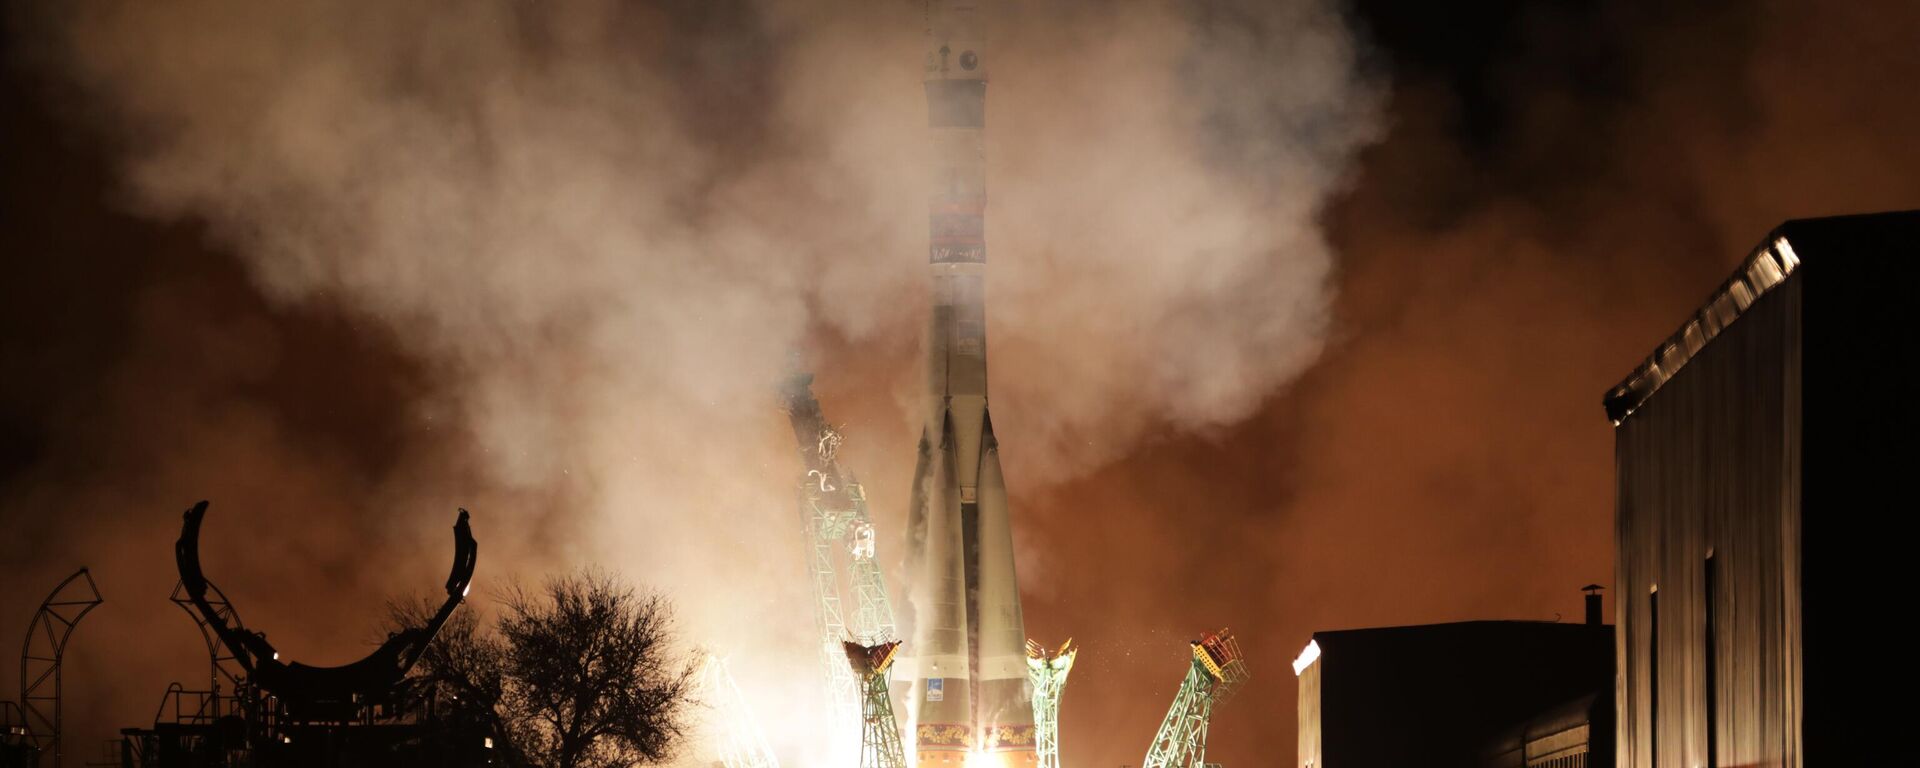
1026, 639, 1076, 768
123, 500, 486, 768
16, 567, 104, 768
167, 579, 249, 721
844, 642, 906, 768
781, 372, 901, 754
698, 655, 780, 768
799, 484, 859, 743
1140, 629, 1249, 768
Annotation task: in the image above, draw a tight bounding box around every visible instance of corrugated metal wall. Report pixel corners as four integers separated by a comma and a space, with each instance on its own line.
1297, 654, 1322, 768
1614, 273, 1802, 768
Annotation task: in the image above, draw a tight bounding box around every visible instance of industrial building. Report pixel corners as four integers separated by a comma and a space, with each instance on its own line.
1604, 210, 1917, 767
1293, 599, 1612, 768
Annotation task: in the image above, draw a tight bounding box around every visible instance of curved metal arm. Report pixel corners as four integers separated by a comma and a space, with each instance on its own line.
175, 502, 271, 676
173, 501, 478, 711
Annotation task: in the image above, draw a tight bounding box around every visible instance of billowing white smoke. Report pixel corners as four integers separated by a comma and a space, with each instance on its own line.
36, 0, 1378, 763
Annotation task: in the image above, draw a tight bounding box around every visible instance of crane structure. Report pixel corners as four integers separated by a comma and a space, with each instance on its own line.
779, 372, 901, 751
1140, 629, 1250, 768
696, 655, 780, 768
843, 641, 907, 768
1025, 639, 1076, 768
17, 567, 105, 768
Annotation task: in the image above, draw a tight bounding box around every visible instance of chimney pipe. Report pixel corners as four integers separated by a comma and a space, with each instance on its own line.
1582, 584, 1604, 625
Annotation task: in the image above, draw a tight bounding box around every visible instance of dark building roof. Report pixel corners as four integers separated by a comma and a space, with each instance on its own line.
1311, 619, 1608, 644
1603, 209, 1920, 424
1306, 620, 1613, 689
1302, 620, 1612, 768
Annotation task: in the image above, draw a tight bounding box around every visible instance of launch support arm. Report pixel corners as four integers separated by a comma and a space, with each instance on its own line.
173, 500, 478, 710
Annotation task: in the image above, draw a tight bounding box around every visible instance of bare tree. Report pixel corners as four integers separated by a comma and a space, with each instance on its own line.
399, 569, 697, 768
395, 600, 518, 763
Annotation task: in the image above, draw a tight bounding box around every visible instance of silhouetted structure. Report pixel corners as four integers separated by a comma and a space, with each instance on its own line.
1605, 211, 1919, 767
1293, 619, 1611, 768
114, 501, 489, 768
3, 701, 34, 768
1, 568, 104, 768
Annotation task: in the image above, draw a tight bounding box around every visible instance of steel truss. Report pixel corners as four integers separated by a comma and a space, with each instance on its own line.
18, 568, 104, 768
845, 642, 906, 768
1026, 639, 1077, 768
781, 373, 901, 756
698, 655, 780, 768
1140, 629, 1249, 768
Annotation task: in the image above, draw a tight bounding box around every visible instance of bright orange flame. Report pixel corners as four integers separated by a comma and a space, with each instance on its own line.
962, 750, 1009, 768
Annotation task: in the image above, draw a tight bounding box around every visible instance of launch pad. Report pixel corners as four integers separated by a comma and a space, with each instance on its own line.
754, 5, 1253, 768
753, 3, 1255, 768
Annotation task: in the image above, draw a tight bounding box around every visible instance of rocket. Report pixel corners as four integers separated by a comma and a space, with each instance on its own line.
907, 1, 1035, 766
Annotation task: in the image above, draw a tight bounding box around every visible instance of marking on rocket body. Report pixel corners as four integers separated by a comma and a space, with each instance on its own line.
931, 246, 985, 263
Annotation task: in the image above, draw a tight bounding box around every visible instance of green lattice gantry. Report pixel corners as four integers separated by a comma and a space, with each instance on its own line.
844, 641, 907, 768
698, 654, 780, 768
1140, 629, 1250, 768
780, 372, 901, 756
1026, 638, 1077, 768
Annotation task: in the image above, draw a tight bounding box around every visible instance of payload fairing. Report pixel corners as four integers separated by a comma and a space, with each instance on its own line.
906, 2, 1035, 766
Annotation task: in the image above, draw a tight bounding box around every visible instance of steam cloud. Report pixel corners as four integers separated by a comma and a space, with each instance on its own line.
10, 0, 1379, 763
19, 0, 1920, 765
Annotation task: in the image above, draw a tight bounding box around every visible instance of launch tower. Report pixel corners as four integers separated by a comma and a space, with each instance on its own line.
846, 642, 910, 768
781, 371, 901, 756
697, 655, 780, 768
1140, 630, 1250, 768
1025, 640, 1076, 768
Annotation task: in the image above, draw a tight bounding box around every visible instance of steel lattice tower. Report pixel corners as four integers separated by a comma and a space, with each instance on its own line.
1026, 639, 1077, 768
801, 484, 860, 744
782, 373, 902, 756
1140, 630, 1249, 768
698, 655, 781, 768
843, 482, 898, 646
844, 641, 908, 768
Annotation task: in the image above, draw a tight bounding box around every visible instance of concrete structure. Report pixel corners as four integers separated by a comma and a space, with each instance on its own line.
1605, 211, 1918, 767
905, 2, 1034, 766
1293, 619, 1611, 768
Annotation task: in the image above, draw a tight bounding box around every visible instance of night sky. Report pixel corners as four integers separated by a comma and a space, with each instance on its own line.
6, 1, 1920, 766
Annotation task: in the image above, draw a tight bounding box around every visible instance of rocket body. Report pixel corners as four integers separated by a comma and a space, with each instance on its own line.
908, 2, 1035, 766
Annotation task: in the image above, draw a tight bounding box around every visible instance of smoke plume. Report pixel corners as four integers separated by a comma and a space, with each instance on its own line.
1017, 2, 1920, 765
3, 0, 1377, 764
14, 0, 1920, 765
